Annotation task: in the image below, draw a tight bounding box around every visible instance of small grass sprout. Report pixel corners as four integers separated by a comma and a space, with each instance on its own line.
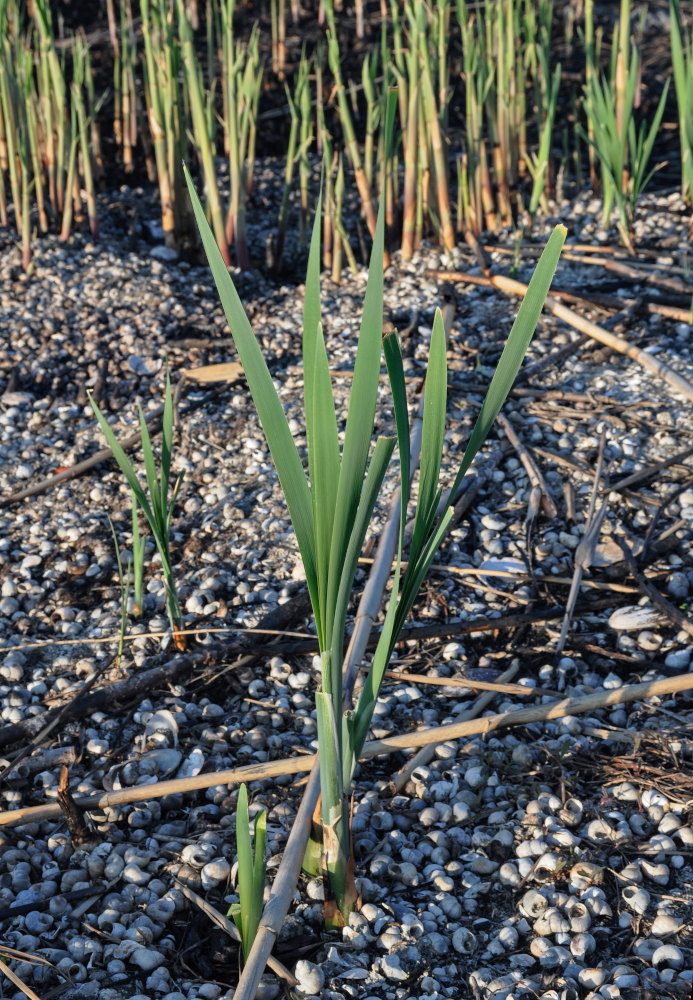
228, 784, 267, 963
89, 374, 186, 650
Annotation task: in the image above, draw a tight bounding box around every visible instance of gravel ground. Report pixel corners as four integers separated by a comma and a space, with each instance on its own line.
0, 176, 693, 1000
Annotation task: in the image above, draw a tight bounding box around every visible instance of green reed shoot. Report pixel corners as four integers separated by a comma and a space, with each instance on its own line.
298, 48, 313, 246
131, 490, 145, 618
227, 784, 267, 962
108, 518, 131, 668
669, 0, 693, 204
581, 44, 669, 249
527, 62, 561, 220
178, 0, 230, 266
72, 35, 98, 239
141, 0, 191, 250
325, 18, 378, 242
275, 73, 300, 268
221, 0, 263, 267
89, 374, 186, 651
185, 87, 566, 925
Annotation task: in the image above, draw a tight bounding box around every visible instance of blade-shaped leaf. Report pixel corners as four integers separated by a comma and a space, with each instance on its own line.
449, 224, 566, 499
184, 164, 318, 609
89, 394, 155, 529
329, 435, 396, 693
310, 323, 341, 645
235, 783, 253, 952
383, 331, 411, 534
410, 306, 447, 559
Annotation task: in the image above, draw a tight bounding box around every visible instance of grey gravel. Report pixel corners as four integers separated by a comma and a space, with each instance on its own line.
0, 179, 692, 1000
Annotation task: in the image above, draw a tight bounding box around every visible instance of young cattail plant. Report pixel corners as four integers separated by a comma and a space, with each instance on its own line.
106, 0, 121, 157
131, 491, 146, 618
71, 35, 99, 239
527, 62, 561, 222
120, 0, 138, 175
89, 374, 186, 651
185, 90, 565, 926
227, 784, 267, 962
32, 0, 67, 218
325, 13, 379, 244
177, 0, 231, 266
580, 2, 669, 251
141, 0, 190, 251
669, 0, 693, 204
274, 70, 301, 269
297, 48, 313, 247
221, 0, 263, 267
456, 0, 495, 234
60, 102, 79, 242
332, 152, 358, 282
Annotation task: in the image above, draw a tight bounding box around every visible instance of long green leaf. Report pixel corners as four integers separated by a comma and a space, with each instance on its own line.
89, 395, 155, 530
184, 164, 318, 610
449, 224, 566, 499
383, 332, 410, 534
410, 306, 447, 559
302, 196, 339, 648
235, 784, 253, 956
329, 434, 396, 695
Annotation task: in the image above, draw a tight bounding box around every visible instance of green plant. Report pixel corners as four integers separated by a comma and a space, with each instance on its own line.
89, 374, 186, 650
580, 0, 669, 249
227, 784, 267, 962
669, 0, 693, 203
580, 53, 669, 249
130, 490, 145, 617
108, 518, 131, 668
186, 104, 565, 926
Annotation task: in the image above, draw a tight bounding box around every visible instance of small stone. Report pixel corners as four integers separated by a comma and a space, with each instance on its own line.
664, 647, 690, 671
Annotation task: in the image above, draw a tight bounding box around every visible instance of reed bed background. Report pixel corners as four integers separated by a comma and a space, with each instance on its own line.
0, 0, 685, 272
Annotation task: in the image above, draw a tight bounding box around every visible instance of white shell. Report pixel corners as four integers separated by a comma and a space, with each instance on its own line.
558, 797, 583, 827
565, 899, 591, 932
622, 885, 650, 915
651, 913, 684, 937
578, 968, 607, 989
652, 944, 685, 969
570, 932, 596, 961
608, 605, 668, 631
639, 859, 670, 886
534, 908, 570, 936
519, 889, 549, 919
569, 861, 604, 891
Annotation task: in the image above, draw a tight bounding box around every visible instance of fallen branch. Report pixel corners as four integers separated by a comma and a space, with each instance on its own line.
3, 670, 693, 830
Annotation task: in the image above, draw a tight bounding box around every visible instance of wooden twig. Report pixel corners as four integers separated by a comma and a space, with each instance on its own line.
496, 412, 558, 518
556, 424, 609, 658
609, 444, 693, 494
57, 766, 99, 849
4, 671, 693, 831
